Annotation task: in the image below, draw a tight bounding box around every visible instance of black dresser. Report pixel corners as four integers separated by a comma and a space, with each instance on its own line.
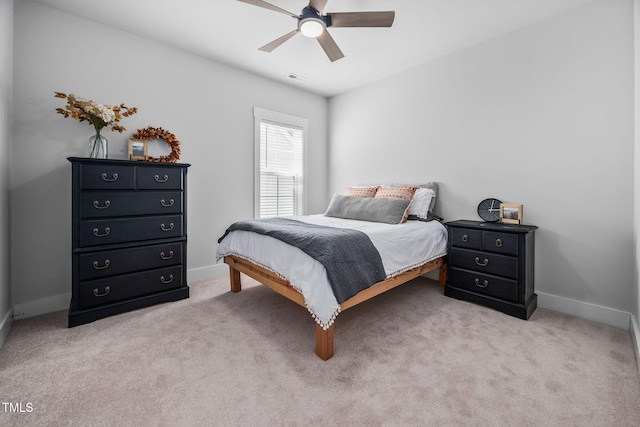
68, 157, 190, 327
444, 220, 538, 319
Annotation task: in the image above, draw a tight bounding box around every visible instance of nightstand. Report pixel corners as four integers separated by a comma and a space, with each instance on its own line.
444, 220, 538, 319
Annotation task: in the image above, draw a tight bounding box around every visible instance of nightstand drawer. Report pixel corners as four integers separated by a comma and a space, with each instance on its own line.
451, 228, 482, 249
80, 191, 183, 218
450, 247, 518, 279
79, 215, 183, 247
80, 164, 135, 190
483, 231, 518, 256
449, 268, 518, 302
79, 242, 183, 280
79, 266, 182, 308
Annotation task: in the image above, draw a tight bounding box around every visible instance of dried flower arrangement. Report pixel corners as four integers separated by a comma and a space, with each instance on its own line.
54, 92, 138, 132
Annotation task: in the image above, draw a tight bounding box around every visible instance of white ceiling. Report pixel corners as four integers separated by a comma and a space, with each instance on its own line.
32, 0, 596, 97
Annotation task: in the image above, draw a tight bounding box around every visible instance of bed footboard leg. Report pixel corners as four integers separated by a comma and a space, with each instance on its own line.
316, 324, 334, 361
229, 266, 242, 293
438, 263, 448, 287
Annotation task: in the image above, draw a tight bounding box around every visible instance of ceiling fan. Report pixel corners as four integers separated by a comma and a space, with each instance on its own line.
238, 0, 395, 62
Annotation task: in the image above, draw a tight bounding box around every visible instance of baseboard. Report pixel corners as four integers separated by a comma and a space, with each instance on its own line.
0, 307, 13, 348
187, 263, 227, 282
537, 291, 631, 330
630, 315, 640, 375
13, 292, 70, 320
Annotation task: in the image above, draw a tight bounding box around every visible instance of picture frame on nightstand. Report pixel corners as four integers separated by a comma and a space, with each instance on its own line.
500, 203, 523, 224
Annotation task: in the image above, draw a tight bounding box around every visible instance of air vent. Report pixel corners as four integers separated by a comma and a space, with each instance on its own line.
287, 73, 308, 82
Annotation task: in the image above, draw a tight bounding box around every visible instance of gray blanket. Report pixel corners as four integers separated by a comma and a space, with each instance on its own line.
218, 217, 386, 304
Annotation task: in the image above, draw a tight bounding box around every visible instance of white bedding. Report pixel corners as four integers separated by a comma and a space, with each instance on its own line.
215, 215, 448, 328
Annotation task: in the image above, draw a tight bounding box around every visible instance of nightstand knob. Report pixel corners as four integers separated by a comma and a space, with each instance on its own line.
475, 278, 489, 288
474, 257, 489, 267
495, 238, 503, 247
462, 234, 468, 242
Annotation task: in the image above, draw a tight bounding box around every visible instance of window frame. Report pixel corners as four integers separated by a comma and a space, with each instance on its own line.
253, 107, 308, 219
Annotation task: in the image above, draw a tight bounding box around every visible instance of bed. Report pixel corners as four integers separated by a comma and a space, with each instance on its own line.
216, 184, 448, 360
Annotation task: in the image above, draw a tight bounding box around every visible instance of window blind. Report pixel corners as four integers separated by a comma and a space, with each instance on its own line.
258, 120, 304, 218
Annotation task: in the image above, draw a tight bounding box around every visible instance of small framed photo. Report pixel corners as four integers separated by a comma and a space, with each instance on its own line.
500, 203, 523, 224
128, 139, 148, 161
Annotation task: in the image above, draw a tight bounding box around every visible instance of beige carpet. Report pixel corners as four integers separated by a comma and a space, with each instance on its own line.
1, 275, 639, 426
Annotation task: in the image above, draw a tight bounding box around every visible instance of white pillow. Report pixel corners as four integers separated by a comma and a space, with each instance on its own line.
407, 188, 435, 219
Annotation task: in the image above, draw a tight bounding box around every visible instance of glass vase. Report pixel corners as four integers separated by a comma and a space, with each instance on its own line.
89, 129, 108, 159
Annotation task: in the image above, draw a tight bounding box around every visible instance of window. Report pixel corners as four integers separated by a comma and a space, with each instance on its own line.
254, 107, 307, 218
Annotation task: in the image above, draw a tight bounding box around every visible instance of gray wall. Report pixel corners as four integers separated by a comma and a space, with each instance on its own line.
329, 0, 635, 324
11, 0, 328, 315
0, 0, 13, 343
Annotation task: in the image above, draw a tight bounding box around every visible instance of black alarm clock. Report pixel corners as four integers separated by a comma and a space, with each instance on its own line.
477, 198, 502, 222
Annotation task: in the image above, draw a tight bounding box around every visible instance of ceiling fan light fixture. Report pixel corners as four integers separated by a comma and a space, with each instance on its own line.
299, 17, 325, 38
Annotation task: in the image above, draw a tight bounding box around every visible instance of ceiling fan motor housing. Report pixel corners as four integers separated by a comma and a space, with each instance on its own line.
298, 6, 332, 28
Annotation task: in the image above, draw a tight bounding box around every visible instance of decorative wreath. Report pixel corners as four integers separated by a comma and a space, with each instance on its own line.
132, 126, 181, 163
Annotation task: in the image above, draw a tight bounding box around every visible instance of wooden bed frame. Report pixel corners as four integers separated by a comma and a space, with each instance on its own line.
224, 255, 448, 360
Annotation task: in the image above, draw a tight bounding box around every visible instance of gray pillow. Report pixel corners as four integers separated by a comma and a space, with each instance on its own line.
325, 194, 411, 224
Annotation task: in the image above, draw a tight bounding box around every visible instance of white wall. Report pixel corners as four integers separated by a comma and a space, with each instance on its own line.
329, 0, 634, 324
0, 0, 13, 344
11, 1, 328, 315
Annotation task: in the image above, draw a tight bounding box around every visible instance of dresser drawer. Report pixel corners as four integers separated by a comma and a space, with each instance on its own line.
482, 231, 518, 256
79, 215, 183, 247
79, 266, 183, 308
449, 268, 518, 302
80, 191, 183, 218
80, 164, 135, 190
450, 247, 518, 279
451, 228, 482, 250
136, 167, 183, 190
79, 242, 183, 280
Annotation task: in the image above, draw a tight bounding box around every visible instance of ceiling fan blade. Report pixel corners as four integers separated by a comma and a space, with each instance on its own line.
237, 0, 298, 18
258, 30, 299, 52
329, 11, 395, 27
317, 31, 344, 62
309, 0, 328, 13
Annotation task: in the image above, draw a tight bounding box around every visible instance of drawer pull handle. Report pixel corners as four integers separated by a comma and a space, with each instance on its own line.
92, 200, 111, 210
462, 234, 468, 242
160, 250, 174, 260
474, 257, 489, 267
475, 278, 489, 288
160, 199, 175, 207
93, 286, 111, 297
93, 227, 111, 237
160, 274, 174, 284
495, 239, 503, 247
154, 174, 169, 183
92, 260, 110, 270
161, 223, 174, 232
100, 173, 119, 182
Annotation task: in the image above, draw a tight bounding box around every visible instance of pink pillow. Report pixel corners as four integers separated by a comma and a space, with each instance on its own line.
345, 186, 379, 198
375, 186, 417, 200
